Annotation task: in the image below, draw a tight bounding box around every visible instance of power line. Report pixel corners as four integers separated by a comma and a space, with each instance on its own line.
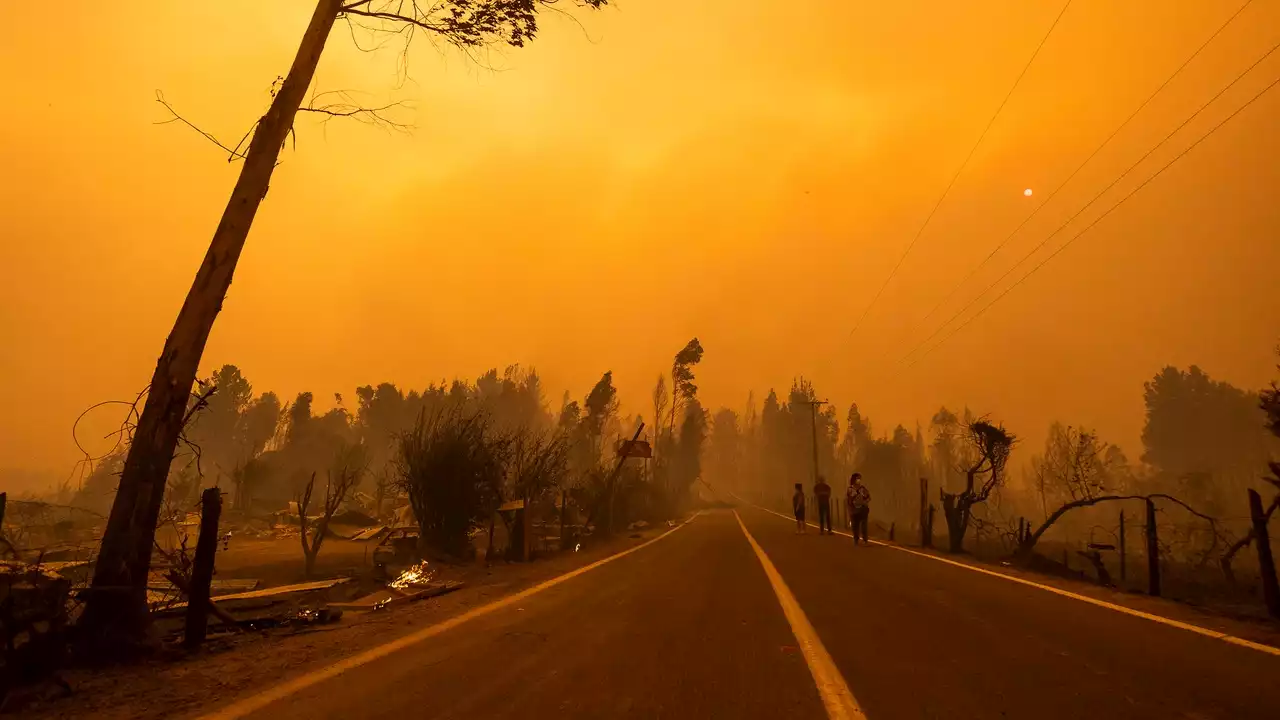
845, 0, 1073, 338
899, 38, 1280, 368
904, 72, 1279, 370
911, 0, 1255, 333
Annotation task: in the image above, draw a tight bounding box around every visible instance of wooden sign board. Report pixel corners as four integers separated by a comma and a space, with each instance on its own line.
616, 439, 653, 459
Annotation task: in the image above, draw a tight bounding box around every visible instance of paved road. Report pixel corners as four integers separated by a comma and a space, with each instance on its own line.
212, 506, 1280, 720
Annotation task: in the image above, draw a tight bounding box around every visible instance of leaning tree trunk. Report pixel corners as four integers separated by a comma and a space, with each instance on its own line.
79, 0, 344, 651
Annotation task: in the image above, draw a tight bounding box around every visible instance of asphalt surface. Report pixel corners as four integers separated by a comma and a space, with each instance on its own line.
221, 506, 1280, 720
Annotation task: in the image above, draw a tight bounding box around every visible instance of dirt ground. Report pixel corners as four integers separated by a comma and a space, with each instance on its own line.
18, 528, 669, 719
212, 537, 375, 589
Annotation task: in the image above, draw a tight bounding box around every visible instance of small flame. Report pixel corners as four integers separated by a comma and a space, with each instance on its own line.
573, 543, 581, 552
389, 561, 435, 589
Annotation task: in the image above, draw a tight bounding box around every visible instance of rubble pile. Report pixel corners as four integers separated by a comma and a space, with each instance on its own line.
0, 563, 72, 706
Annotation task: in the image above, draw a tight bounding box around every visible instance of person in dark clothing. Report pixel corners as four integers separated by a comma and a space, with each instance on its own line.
792, 483, 806, 533
847, 472, 871, 544
814, 476, 833, 535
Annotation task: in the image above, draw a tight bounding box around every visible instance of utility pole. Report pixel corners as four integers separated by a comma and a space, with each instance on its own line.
798, 399, 829, 486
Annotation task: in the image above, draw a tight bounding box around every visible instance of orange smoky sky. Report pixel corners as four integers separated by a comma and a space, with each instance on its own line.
1, 1, 1278, 487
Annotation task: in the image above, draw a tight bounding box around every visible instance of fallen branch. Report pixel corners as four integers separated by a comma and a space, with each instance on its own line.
163, 571, 240, 630
1221, 493, 1280, 585
1018, 493, 1219, 562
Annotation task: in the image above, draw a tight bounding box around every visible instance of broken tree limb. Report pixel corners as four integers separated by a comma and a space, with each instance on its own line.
1017, 493, 1218, 567
1221, 493, 1279, 585
164, 572, 239, 629
1077, 549, 1113, 587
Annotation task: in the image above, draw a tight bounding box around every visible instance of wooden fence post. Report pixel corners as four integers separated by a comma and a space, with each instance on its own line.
184, 487, 222, 650
1118, 509, 1126, 584
1248, 489, 1280, 618
1145, 498, 1160, 597
559, 490, 568, 552
521, 496, 532, 562
919, 478, 929, 547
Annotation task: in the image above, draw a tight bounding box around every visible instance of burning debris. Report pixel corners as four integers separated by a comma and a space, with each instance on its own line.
388, 561, 435, 590
286, 606, 343, 626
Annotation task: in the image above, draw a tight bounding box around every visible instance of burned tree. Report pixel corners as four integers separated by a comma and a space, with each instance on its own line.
939, 420, 1015, 553
82, 0, 616, 646
395, 405, 509, 559
495, 427, 571, 560
1031, 424, 1121, 508
296, 444, 366, 578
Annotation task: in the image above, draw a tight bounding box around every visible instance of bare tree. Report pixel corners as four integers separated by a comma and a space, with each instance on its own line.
506, 427, 571, 503
940, 420, 1016, 553
82, 0, 616, 646
494, 426, 570, 558
296, 444, 366, 577
372, 466, 393, 520
1031, 424, 1129, 511
651, 374, 668, 453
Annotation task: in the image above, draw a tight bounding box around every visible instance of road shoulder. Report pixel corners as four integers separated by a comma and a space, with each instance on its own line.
740, 502, 1280, 653
22, 528, 681, 720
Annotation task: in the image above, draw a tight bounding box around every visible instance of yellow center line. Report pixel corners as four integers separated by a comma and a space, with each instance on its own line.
733, 510, 866, 720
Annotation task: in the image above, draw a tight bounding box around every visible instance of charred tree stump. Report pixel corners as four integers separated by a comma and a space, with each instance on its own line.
1248, 489, 1280, 619
184, 488, 222, 650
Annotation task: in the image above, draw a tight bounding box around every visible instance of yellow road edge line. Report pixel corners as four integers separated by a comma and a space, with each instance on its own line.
740, 500, 1280, 658
198, 512, 702, 720
733, 510, 866, 720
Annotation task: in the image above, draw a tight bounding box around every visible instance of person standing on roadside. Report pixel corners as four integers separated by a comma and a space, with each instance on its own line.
792, 483, 807, 534
847, 473, 871, 544
814, 476, 833, 534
